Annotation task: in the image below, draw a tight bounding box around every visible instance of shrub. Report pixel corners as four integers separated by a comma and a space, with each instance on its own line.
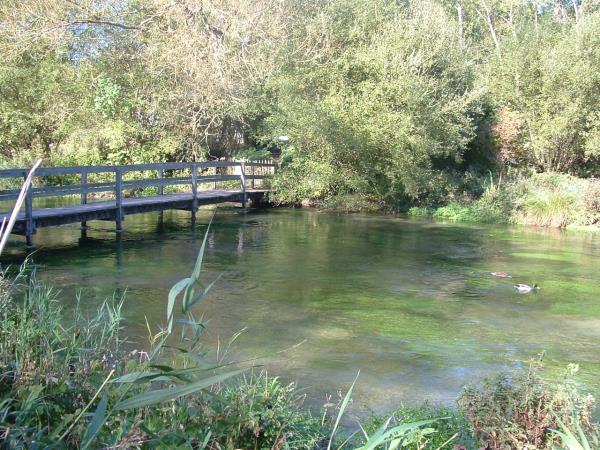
0, 267, 126, 447
200, 372, 326, 449
360, 403, 476, 449
407, 206, 432, 217
582, 178, 600, 222
457, 363, 598, 449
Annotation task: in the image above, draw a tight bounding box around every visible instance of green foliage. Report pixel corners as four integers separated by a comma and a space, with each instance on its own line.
267, 0, 479, 206
359, 403, 476, 449
0, 267, 125, 447
0, 51, 87, 162
486, 14, 600, 174
457, 363, 598, 450
200, 372, 326, 449
551, 414, 600, 450
408, 172, 600, 228
94, 74, 123, 119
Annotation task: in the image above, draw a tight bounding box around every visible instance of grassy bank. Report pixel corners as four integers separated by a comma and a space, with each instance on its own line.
405, 173, 600, 230
287, 172, 600, 231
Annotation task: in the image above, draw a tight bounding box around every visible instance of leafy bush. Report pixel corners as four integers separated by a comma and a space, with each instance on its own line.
200, 372, 326, 449
457, 363, 598, 449
359, 403, 476, 449
408, 172, 600, 229
0, 267, 126, 447
486, 14, 600, 174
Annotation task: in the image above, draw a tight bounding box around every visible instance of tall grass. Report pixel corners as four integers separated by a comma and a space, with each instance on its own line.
409, 172, 600, 229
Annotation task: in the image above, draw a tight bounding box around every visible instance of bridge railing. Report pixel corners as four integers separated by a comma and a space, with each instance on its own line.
0, 160, 277, 238
0, 160, 277, 201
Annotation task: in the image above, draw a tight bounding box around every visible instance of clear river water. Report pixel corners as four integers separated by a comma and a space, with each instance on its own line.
2, 207, 600, 413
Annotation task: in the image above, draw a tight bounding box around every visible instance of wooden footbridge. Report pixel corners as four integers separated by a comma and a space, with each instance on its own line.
0, 160, 276, 246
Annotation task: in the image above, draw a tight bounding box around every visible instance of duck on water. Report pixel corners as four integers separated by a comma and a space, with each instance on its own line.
514, 283, 540, 293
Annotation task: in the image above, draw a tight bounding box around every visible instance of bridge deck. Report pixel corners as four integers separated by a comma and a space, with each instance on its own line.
1, 189, 268, 235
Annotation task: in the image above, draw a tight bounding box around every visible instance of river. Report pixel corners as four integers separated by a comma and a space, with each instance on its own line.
2, 207, 599, 413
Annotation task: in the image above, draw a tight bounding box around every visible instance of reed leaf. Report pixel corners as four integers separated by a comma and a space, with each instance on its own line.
167, 277, 190, 333
327, 371, 359, 450
115, 368, 247, 410
81, 394, 108, 450
356, 420, 436, 450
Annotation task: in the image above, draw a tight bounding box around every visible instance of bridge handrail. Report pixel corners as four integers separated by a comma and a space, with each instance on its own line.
0, 160, 277, 179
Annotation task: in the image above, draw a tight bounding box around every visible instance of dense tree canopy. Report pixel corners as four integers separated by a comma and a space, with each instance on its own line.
0, 0, 599, 205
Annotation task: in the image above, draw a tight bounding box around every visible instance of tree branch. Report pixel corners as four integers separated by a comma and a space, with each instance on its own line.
69, 19, 140, 31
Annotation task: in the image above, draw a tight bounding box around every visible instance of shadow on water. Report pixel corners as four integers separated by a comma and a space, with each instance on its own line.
1, 206, 599, 413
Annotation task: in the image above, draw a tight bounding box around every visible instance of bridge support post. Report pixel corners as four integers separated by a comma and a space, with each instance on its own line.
115, 168, 123, 233
240, 162, 247, 208
80, 169, 88, 231
23, 170, 34, 247
158, 168, 164, 196
191, 163, 198, 224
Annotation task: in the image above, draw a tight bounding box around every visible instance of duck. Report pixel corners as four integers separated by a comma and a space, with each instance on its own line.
491, 272, 512, 278
514, 283, 539, 293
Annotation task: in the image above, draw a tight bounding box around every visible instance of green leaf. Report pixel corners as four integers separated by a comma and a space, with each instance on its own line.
327, 371, 359, 450
111, 371, 166, 384
182, 217, 213, 311
185, 274, 222, 312
115, 368, 246, 410
167, 277, 190, 333
356, 420, 437, 450
81, 394, 108, 449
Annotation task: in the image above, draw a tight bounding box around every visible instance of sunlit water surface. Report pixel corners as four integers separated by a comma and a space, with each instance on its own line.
2, 207, 600, 413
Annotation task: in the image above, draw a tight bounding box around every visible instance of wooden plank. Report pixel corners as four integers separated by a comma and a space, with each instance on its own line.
240, 162, 247, 208
191, 164, 198, 211
81, 169, 88, 229
81, 169, 88, 205
0, 189, 270, 237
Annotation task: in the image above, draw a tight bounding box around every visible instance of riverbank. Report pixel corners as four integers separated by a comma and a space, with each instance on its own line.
295, 173, 600, 231
408, 173, 600, 230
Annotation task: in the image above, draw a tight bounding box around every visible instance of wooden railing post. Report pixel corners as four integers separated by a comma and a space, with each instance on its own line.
158, 167, 164, 196
24, 170, 34, 247
191, 163, 198, 212
240, 162, 247, 208
80, 168, 88, 230
115, 168, 123, 232
212, 166, 217, 190
251, 162, 255, 189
